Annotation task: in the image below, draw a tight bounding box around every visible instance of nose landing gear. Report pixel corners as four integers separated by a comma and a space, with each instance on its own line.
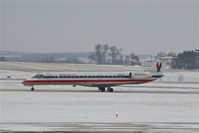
31, 87, 35, 91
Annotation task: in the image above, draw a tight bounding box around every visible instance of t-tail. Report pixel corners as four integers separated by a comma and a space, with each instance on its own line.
150, 58, 166, 73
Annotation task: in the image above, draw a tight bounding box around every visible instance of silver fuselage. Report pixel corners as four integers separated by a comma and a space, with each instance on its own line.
22, 71, 163, 88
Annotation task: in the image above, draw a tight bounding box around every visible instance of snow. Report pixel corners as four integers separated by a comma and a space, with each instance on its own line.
159, 72, 199, 82
0, 62, 199, 132
1, 88, 199, 122
0, 62, 145, 72
1, 87, 199, 132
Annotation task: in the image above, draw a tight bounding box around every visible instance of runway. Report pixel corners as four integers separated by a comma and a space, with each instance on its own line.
0, 67, 199, 132
1, 88, 199, 95
1, 122, 199, 133
1, 83, 199, 132
2, 79, 198, 92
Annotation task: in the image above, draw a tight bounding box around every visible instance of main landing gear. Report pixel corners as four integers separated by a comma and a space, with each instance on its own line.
31, 87, 35, 91
98, 87, 114, 92
99, 87, 105, 92
107, 87, 113, 92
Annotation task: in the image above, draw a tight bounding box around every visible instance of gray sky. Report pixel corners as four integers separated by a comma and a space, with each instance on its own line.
1, 0, 198, 54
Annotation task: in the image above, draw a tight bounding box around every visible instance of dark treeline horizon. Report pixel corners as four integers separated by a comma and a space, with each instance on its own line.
0, 48, 199, 69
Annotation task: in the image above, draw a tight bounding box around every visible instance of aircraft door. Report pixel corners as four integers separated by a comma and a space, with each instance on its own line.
129, 72, 133, 79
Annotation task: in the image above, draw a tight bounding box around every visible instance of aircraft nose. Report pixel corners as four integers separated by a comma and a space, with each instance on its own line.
22, 80, 28, 85
22, 80, 25, 84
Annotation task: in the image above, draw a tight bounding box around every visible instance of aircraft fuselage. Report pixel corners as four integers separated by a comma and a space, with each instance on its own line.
22, 72, 163, 88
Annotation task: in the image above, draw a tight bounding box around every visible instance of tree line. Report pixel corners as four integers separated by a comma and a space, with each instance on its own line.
1, 46, 198, 69
89, 44, 199, 69
155, 50, 199, 69
172, 50, 199, 69
88, 44, 140, 65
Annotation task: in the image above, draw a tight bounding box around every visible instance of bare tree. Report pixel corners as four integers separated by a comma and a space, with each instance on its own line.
116, 48, 123, 64
109, 46, 122, 64
117, 53, 123, 64
102, 44, 109, 64
124, 56, 130, 65
89, 44, 109, 64
89, 44, 124, 65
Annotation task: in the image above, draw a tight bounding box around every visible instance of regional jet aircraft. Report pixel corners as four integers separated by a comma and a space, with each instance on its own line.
22, 60, 164, 92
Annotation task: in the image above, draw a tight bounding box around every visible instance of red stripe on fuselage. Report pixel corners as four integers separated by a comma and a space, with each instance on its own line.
23, 79, 154, 83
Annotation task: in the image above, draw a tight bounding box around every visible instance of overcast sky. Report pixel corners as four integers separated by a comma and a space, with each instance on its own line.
1, 0, 198, 54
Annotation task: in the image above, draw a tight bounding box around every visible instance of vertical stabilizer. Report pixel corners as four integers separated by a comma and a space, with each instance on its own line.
150, 58, 169, 73
151, 59, 162, 72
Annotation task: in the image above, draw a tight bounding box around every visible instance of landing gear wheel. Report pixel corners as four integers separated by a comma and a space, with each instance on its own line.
107, 87, 113, 92
31, 87, 35, 91
99, 87, 105, 92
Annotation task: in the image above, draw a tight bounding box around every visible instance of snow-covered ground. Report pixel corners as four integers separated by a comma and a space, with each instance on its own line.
1, 85, 199, 132
0, 62, 146, 72
159, 72, 199, 83
1, 61, 199, 83
0, 62, 199, 132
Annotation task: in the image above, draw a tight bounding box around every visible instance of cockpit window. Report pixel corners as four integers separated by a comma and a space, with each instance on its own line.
32, 74, 44, 78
